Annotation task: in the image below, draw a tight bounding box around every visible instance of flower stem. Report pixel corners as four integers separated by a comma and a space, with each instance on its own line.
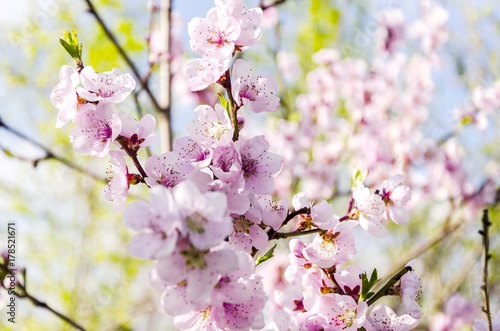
367, 265, 412, 306
479, 209, 493, 331
222, 70, 240, 142
116, 136, 148, 181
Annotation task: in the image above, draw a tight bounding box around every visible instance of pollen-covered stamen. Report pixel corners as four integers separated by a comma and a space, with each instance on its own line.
242, 158, 258, 178
96, 120, 113, 142
181, 245, 208, 270
186, 212, 209, 234
239, 83, 258, 101
333, 309, 356, 327
233, 215, 253, 234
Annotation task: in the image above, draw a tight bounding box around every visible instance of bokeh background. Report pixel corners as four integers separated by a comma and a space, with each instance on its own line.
0, 0, 499, 330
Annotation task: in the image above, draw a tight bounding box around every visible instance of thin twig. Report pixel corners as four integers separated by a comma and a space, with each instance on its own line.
260, 0, 287, 11
19, 290, 87, 331
0, 118, 105, 183
270, 228, 323, 240
83, 0, 162, 112
479, 209, 493, 331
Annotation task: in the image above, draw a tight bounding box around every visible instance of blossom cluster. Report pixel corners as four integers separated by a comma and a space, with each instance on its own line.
49, 0, 500, 330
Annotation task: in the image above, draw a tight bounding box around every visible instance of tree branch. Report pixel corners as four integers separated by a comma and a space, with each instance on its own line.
479, 209, 493, 331
0, 118, 105, 183
260, 0, 287, 11
83, 0, 162, 113
367, 266, 412, 306
158, 0, 173, 152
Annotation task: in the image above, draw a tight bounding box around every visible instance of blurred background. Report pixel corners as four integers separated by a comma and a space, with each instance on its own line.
0, 0, 499, 330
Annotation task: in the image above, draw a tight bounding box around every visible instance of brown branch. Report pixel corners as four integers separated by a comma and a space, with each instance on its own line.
157, 0, 173, 152
479, 209, 493, 331
260, 0, 287, 11
0, 118, 105, 183
83, 0, 162, 113
367, 266, 412, 306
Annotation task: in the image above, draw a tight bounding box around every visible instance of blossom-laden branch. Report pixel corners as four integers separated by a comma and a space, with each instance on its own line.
83, 0, 162, 113
0, 117, 105, 183
367, 265, 412, 307
479, 209, 493, 331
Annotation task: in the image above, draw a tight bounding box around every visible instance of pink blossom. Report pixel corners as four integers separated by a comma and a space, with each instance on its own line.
399, 272, 422, 319
239, 135, 283, 195
214, 0, 263, 50
123, 185, 182, 259
251, 194, 288, 230
51, 65, 80, 128
156, 241, 240, 312
69, 102, 122, 157
429, 293, 478, 331
229, 207, 268, 253
77, 66, 136, 103
144, 152, 187, 187
188, 8, 240, 59
173, 136, 212, 172
103, 151, 131, 212
302, 226, 357, 268
210, 143, 245, 188
353, 182, 386, 237
292, 192, 339, 230
187, 104, 233, 147
366, 304, 419, 331
172, 180, 233, 250
182, 57, 230, 91
317, 295, 368, 331
232, 59, 280, 113
208, 180, 250, 214
379, 174, 412, 225
118, 113, 156, 151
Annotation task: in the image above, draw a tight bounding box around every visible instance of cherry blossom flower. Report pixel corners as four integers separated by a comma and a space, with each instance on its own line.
399, 271, 422, 319
352, 182, 386, 237
77, 66, 136, 103
123, 185, 182, 259
156, 241, 240, 311
429, 293, 478, 331
302, 226, 357, 268
210, 143, 245, 188
215, 0, 263, 48
238, 135, 283, 195
366, 304, 419, 330
103, 151, 133, 212
144, 152, 187, 187
69, 102, 122, 157
316, 295, 368, 331
229, 207, 268, 253
172, 180, 233, 250
118, 113, 156, 152
187, 104, 233, 147
251, 194, 288, 230
173, 136, 212, 172
188, 8, 241, 59
232, 59, 280, 113
50, 65, 80, 128
378, 174, 412, 225
292, 192, 339, 230
182, 57, 230, 91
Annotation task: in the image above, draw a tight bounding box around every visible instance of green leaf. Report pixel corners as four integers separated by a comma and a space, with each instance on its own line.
255, 244, 277, 266
360, 268, 380, 301
58, 30, 83, 68
2, 149, 14, 157
218, 93, 228, 110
